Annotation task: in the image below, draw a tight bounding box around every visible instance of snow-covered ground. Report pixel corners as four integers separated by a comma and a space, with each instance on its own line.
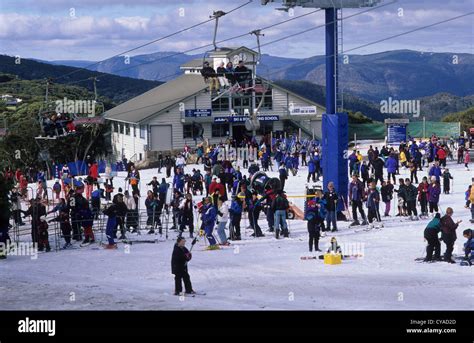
1, 142, 473, 310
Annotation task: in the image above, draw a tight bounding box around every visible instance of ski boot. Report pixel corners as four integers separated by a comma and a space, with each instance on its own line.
205, 244, 221, 251
283, 229, 289, 238
103, 243, 118, 250
275, 229, 280, 239
349, 220, 360, 227
361, 219, 369, 226
147, 229, 155, 235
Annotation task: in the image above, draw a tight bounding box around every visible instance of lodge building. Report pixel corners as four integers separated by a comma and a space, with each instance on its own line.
104, 46, 324, 162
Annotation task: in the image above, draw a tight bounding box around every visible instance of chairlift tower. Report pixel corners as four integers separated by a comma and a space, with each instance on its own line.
262, 0, 382, 204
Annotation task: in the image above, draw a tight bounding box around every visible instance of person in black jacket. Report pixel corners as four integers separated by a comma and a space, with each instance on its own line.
371, 157, 385, 185
323, 182, 338, 232
440, 207, 462, 263
171, 237, 195, 295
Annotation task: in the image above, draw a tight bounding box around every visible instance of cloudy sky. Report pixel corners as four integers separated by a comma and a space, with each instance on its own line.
0, 0, 472, 61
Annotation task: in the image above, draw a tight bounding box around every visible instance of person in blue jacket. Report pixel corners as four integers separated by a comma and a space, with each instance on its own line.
201, 197, 218, 248
173, 168, 185, 193
428, 162, 442, 184
307, 154, 316, 183
385, 154, 398, 184
103, 203, 118, 249
229, 195, 244, 240
462, 229, 473, 265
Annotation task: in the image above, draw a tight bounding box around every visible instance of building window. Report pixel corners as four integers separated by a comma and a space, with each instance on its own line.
133, 125, 136, 137
256, 88, 273, 110
139, 153, 143, 161
140, 125, 146, 139
183, 124, 193, 139
119, 123, 124, 134
212, 123, 229, 138
257, 122, 273, 135
113, 122, 119, 133
125, 123, 130, 135
212, 96, 229, 112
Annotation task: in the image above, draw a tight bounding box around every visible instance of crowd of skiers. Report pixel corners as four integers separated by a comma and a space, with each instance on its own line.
1, 132, 472, 266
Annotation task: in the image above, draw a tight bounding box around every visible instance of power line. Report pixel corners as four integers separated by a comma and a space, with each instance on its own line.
53, 1, 253, 82
61, 8, 324, 86
100, 8, 472, 121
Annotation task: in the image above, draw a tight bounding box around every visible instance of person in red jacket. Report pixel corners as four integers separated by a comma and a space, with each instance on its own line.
436, 146, 447, 167
86, 162, 99, 199
15, 168, 23, 183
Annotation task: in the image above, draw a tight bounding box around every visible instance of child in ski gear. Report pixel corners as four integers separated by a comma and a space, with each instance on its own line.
103, 203, 119, 249
462, 229, 473, 265
229, 194, 244, 240
427, 177, 441, 215
248, 192, 264, 237
381, 180, 394, 217
423, 213, 441, 262
418, 177, 429, 217
327, 237, 342, 254
216, 196, 229, 245
37, 216, 51, 252
145, 191, 161, 234
366, 181, 381, 226
305, 199, 325, 252
442, 168, 453, 194
201, 197, 218, 248
323, 182, 338, 232
440, 207, 462, 263
171, 237, 194, 295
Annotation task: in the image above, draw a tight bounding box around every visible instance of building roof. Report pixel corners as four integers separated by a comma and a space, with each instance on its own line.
180, 58, 212, 69
104, 73, 207, 124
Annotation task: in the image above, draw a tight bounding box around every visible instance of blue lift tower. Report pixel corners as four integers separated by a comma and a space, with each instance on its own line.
262, 0, 381, 204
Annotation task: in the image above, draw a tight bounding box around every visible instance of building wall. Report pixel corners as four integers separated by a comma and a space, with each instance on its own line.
110, 124, 147, 162
108, 84, 324, 161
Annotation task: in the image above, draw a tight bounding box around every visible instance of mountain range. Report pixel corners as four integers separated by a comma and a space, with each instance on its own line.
39, 49, 474, 102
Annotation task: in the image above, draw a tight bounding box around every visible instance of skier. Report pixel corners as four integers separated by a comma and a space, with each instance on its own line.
442, 168, 453, 194
323, 181, 338, 232
440, 207, 462, 263
201, 197, 219, 249
48, 203, 72, 249
307, 154, 317, 183
423, 213, 442, 262
348, 174, 368, 226
37, 216, 51, 252
462, 229, 473, 265
427, 176, 441, 216
171, 236, 195, 295
248, 191, 264, 238
417, 177, 430, 218
272, 190, 290, 238
229, 194, 244, 240
404, 178, 419, 220
216, 196, 229, 245
145, 191, 161, 234
381, 180, 394, 217
179, 193, 195, 238
305, 198, 324, 252
102, 202, 119, 249
366, 181, 381, 228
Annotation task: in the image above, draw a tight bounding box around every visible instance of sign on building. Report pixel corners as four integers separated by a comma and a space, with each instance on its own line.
185, 109, 212, 117
385, 119, 409, 145
214, 115, 279, 123
290, 106, 317, 115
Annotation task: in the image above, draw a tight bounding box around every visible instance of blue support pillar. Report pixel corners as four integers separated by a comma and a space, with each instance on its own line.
322, 8, 348, 207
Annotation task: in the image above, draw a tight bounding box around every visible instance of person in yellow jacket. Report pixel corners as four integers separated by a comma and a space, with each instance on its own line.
356, 151, 363, 162
399, 149, 407, 167
469, 178, 474, 223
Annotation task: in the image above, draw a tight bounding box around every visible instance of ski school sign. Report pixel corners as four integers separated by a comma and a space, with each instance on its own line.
185, 109, 212, 117
214, 115, 280, 123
